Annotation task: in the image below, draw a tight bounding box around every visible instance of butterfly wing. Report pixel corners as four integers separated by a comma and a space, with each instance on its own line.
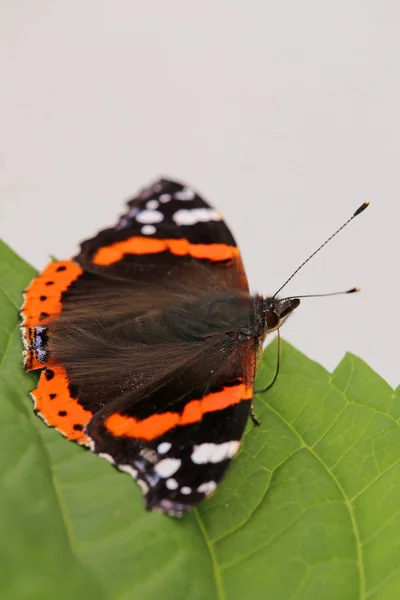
85, 322, 258, 516
20, 178, 259, 513
76, 178, 248, 295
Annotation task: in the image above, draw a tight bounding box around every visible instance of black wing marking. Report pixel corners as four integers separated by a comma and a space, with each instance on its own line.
75, 178, 248, 293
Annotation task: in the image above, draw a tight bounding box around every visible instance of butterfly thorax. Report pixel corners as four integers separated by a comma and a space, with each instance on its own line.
159, 293, 265, 342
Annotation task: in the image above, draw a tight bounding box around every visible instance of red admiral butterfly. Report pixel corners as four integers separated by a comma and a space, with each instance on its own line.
20, 179, 368, 516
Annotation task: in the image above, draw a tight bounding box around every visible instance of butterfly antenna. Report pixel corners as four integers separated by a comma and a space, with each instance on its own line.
283, 286, 360, 301
273, 201, 370, 298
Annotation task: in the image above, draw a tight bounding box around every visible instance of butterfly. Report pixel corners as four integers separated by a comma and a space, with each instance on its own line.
20, 178, 367, 516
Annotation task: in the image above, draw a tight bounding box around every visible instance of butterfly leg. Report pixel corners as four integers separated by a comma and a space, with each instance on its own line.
250, 401, 261, 426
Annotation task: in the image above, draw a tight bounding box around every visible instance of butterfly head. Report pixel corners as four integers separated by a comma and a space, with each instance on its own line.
262, 296, 300, 333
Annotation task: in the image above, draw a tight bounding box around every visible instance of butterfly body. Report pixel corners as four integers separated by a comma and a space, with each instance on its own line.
20, 178, 299, 516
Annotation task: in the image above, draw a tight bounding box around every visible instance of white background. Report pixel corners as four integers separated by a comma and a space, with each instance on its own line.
0, 1, 398, 387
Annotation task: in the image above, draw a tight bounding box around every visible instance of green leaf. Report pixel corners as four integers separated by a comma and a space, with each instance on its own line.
1, 239, 399, 600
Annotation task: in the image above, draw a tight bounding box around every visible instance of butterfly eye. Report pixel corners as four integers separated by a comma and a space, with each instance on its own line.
264, 309, 280, 331
263, 297, 300, 332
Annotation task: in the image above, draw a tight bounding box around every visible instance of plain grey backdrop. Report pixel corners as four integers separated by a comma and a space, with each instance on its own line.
0, 1, 398, 387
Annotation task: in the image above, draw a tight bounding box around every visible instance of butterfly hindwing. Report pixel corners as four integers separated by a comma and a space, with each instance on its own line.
86, 336, 257, 515
51, 291, 262, 513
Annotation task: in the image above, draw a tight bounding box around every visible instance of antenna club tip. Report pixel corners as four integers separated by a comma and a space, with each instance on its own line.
353, 200, 370, 217
347, 286, 361, 293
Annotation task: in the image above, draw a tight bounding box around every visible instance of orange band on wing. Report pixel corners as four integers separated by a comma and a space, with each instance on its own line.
21, 259, 83, 327
32, 365, 92, 445
104, 382, 253, 441
93, 237, 239, 266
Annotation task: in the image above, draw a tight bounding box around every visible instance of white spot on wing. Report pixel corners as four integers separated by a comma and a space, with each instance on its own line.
141, 225, 156, 235
146, 199, 159, 209
174, 188, 195, 201
154, 458, 181, 477
191, 441, 240, 464
118, 464, 138, 478
166, 478, 178, 490
136, 209, 164, 224
173, 208, 221, 226
197, 481, 217, 494
157, 442, 171, 454
211, 441, 239, 463
139, 447, 158, 462
159, 193, 171, 203
181, 486, 192, 495
191, 443, 215, 464
99, 453, 115, 465
137, 479, 149, 492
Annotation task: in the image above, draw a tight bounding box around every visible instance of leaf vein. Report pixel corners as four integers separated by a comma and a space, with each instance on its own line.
266, 402, 366, 600
220, 500, 347, 571
212, 449, 304, 544
194, 509, 225, 600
